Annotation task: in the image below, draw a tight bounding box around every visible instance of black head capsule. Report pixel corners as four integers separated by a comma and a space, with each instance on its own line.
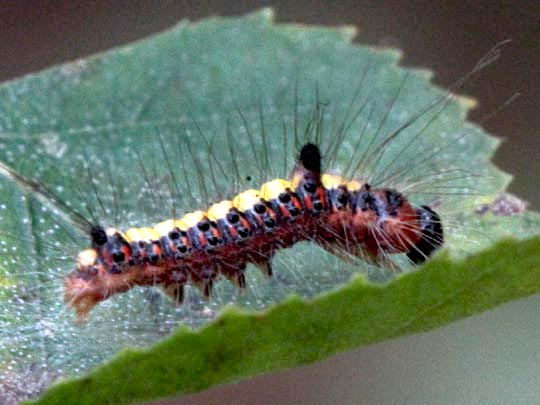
406, 205, 444, 264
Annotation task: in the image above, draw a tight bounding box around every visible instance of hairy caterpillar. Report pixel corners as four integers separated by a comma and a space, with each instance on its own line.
54, 141, 443, 319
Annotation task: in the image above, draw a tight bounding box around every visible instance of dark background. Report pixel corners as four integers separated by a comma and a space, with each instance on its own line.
1, 2, 539, 404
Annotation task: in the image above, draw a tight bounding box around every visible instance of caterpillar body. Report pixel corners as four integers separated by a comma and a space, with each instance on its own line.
62, 142, 443, 319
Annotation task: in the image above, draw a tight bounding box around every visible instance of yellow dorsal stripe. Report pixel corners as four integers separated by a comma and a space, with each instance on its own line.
154, 219, 185, 237
180, 211, 206, 228
126, 227, 160, 242
132, 173, 363, 244
106, 227, 128, 241
259, 179, 290, 201
233, 189, 260, 212
207, 200, 233, 221
321, 174, 345, 189
347, 179, 365, 192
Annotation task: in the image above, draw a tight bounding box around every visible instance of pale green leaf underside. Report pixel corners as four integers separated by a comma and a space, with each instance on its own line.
0, 8, 535, 404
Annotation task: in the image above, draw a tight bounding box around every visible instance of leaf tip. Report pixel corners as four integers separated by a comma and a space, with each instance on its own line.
245, 7, 275, 24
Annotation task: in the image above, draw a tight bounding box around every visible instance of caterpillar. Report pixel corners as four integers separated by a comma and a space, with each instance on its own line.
58, 142, 444, 319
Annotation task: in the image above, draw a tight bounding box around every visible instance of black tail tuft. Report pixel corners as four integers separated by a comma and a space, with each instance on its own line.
407, 205, 444, 264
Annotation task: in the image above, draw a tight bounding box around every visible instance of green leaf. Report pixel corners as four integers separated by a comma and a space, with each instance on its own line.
0, 8, 536, 404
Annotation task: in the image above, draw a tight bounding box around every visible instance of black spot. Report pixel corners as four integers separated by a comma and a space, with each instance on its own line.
227, 213, 240, 224
289, 207, 300, 217
246, 175, 252, 182
304, 181, 317, 193
254, 203, 266, 214
355, 191, 376, 212
90, 226, 108, 246
337, 193, 349, 205
238, 229, 249, 238
197, 222, 210, 232
112, 251, 125, 263
177, 245, 188, 254
313, 201, 323, 211
299, 143, 321, 172
279, 193, 291, 203
208, 236, 220, 246
169, 230, 180, 240
264, 218, 275, 228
